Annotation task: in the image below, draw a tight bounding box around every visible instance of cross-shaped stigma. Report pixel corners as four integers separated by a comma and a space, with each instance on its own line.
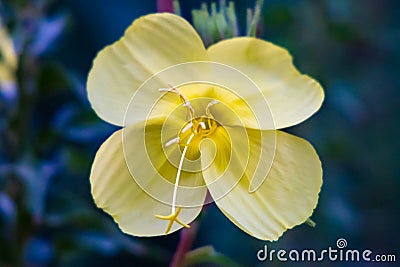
155, 206, 190, 234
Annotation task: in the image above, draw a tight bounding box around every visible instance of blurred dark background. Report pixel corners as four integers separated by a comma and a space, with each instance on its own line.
0, 0, 399, 266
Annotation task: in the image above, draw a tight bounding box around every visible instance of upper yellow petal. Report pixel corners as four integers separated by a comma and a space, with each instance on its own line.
201, 129, 322, 241
207, 37, 324, 129
87, 13, 208, 126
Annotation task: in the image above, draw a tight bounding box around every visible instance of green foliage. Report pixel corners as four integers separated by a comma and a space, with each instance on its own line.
191, 0, 239, 46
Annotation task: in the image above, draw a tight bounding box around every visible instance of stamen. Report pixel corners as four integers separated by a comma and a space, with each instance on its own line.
183, 101, 195, 119
165, 137, 180, 147
158, 88, 172, 92
159, 84, 194, 119
199, 121, 206, 130
206, 99, 219, 118
208, 99, 220, 106
207, 118, 212, 129
181, 122, 193, 133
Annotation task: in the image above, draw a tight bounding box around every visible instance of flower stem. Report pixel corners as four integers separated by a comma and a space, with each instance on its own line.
170, 222, 199, 267
157, 0, 174, 13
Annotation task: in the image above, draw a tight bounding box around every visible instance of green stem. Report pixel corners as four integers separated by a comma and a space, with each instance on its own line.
170, 222, 199, 267
157, 0, 174, 13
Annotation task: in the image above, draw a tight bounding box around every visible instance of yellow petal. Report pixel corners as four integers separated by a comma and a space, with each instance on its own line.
123, 61, 275, 129
123, 117, 207, 207
177, 83, 274, 130
200, 123, 254, 201
90, 122, 206, 236
200, 125, 275, 198
207, 37, 324, 129
87, 13, 207, 126
201, 129, 322, 241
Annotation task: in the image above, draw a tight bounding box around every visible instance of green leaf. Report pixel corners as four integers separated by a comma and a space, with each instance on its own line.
183, 246, 242, 267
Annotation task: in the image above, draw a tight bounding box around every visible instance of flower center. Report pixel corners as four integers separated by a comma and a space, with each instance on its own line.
189, 116, 218, 136
176, 116, 219, 161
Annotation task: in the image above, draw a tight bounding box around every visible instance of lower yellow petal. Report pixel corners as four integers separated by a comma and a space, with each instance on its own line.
201, 129, 322, 241
90, 123, 206, 236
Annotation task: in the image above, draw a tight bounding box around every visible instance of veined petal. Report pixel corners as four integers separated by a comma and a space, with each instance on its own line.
123, 117, 207, 207
199, 125, 251, 202
179, 83, 273, 130
201, 129, 322, 241
207, 37, 324, 129
87, 13, 208, 126
90, 123, 206, 236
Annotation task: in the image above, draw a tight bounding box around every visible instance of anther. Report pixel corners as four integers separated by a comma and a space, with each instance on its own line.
183, 101, 195, 119
181, 122, 193, 133
165, 137, 180, 147
199, 121, 206, 130
206, 99, 220, 118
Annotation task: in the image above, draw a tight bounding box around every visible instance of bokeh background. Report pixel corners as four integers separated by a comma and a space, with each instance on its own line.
0, 0, 399, 266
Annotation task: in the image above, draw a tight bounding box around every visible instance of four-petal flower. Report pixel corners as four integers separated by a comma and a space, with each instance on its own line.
87, 13, 324, 241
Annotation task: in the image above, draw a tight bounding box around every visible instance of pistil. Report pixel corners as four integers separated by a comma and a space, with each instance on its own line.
155, 132, 195, 233
155, 85, 220, 233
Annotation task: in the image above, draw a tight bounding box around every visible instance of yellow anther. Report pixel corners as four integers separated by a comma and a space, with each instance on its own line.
155, 207, 190, 234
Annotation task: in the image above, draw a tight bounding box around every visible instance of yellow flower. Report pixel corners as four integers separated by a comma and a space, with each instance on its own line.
87, 13, 324, 241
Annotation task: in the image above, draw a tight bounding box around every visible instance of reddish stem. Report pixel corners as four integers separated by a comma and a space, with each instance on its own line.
170, 222, 199, 267
157, 0, 174, 13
